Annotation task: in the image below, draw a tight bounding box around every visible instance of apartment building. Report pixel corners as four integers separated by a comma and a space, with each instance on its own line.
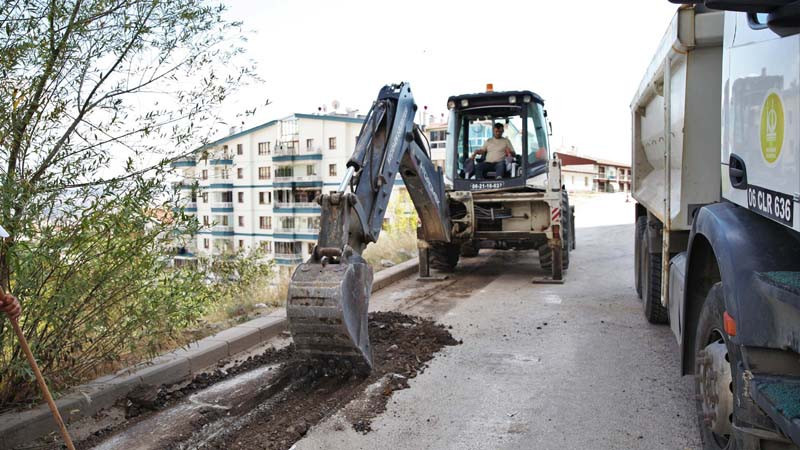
172, 112, 378, 269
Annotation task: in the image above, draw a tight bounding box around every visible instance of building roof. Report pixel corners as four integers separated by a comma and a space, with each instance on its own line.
555, 152, 630, 169
199, 113, 365, 150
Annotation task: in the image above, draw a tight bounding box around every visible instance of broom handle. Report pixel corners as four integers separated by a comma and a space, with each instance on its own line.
4, 292, 75, 450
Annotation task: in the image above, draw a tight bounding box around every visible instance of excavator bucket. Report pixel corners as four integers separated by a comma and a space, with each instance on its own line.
286, 259, 374, 373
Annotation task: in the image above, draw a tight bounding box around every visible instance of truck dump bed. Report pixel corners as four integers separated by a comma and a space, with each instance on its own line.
631, 8, 724, 230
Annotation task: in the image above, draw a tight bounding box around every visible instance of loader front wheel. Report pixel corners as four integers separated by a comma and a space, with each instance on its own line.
430, 242, 460, 272
460, 241, 479, 258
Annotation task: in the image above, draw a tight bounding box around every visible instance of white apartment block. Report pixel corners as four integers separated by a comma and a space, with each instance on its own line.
172, 112, 384, 269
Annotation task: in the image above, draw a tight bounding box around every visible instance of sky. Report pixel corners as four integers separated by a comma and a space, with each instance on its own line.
218, 0, 679, 164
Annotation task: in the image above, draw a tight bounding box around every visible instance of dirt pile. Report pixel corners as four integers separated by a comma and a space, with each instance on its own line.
213, 311, 460, 449
79, 311, 459, 450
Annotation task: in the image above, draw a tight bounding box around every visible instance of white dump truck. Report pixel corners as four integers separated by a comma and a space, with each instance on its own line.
632, 3, 800, 449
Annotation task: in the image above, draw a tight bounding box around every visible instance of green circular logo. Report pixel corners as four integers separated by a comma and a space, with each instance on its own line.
761, 92, 784, 164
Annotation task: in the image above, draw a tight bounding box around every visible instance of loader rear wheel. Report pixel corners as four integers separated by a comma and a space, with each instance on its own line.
430, 242, 460, 272
642, 231, 669, 324
460, 241, 479, 258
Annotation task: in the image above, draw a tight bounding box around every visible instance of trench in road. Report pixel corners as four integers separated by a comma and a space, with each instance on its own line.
79, 252, 518, 450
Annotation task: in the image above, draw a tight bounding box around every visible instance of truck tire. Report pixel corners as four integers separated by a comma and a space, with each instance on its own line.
539, 191, 571, 270
460, 241, 479, 258
430, 242, 460, 272
694, 283, 743, 450
634, 216, 647, 300
642, 232, 669, 324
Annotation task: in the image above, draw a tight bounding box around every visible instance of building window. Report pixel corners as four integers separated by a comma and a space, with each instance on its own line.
259, 192, 265, 204
237, 168, 243, 179
329, 164, 337, 176
203, 216, 209, 226
238, 192, 244, 203
239, 239, 244, 248
307, 243, 314, 254
258, 167, 271, 180
259, 216, 272, 230
260, 241, 271, 252
204, 238, 210, 249
238, 216, 244, 227
258, 142, 270, 155
306, 138, 314, 150
584, 177, 589, 187
328, 137, 336, 150
237, 144, 243, 155
307, 164, 316, 176
202, 169, 208, 180
202, 192, 208, 203
286, 140, 297, 151
221, 215, 229, 226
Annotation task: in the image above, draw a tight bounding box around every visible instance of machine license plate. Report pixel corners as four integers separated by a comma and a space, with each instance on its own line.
747, 184, 794, 226
470, 181, 504, 190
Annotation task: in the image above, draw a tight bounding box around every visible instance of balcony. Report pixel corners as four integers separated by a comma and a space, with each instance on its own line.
273, 202, 321, 213
170, 157, 197, 168
273, 227, 319, 239
210, 225, 234, 236
210, 158, 233, 165
272, 146, 323, 162
274, 253, 304, 264
211, 202, 234, 212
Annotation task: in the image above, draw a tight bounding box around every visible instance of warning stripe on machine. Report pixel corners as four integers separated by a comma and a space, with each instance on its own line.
552, 208, 561, 222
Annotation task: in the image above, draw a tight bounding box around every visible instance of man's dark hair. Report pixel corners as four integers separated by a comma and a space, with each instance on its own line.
493, 123, 504, 130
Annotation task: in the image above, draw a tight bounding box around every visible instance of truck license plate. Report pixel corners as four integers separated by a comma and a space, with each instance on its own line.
747, 184, 794, 226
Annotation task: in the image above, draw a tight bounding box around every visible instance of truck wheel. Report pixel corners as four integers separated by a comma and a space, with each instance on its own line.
694, 283, 742, 450
460, 241, 479, 258
642, 232, 669, 324
570, 206, 576, 250
430, 242, 460, 272
634, 216, 647, 300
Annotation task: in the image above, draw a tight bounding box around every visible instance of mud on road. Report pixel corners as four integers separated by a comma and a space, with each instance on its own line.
80, 311, 459, 450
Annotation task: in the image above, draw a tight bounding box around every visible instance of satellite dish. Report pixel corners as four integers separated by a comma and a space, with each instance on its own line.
332, 100, 340, 111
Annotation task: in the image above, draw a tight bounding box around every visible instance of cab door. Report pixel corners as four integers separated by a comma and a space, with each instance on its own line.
723, 12, 800, 231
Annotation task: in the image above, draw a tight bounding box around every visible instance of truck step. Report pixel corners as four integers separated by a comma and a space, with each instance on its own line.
750, 375, 800, 445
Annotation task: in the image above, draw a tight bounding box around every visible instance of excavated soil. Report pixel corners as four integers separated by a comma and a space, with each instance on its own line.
80, 311, 459, 450
210, 311, 460, 449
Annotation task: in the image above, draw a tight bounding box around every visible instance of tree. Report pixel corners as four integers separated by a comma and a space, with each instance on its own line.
0, 0, 259, 406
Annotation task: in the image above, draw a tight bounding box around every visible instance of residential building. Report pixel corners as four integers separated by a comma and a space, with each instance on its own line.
171, 112, 404, 269
554, 152, 632, 193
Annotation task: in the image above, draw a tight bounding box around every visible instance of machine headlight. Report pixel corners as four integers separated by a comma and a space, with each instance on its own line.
460, 99, 469, 107
509, 96, 517, 104
447, 100, 455, 109
523, 95, 531, 103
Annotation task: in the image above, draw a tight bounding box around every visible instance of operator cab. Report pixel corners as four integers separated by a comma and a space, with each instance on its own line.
445, 89, 551, 192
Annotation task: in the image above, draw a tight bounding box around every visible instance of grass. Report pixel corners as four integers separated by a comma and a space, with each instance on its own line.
363, 228, 418, 272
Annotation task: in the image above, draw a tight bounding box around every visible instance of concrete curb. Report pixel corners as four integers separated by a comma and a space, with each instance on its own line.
0, 258, 419, 449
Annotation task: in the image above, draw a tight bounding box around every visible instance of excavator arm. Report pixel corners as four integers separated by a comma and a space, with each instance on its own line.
286, 83, 450, 373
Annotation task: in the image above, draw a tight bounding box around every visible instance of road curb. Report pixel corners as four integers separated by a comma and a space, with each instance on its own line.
0, 258, 419, 449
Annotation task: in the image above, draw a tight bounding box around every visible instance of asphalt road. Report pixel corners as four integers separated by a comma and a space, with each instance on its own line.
296, 193, 701, 450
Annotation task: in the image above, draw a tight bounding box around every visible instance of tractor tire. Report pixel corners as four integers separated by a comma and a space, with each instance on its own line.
539, 190, 571, 270
460, 241, 479, 258
642, 231, 669, 324
634, 216, 647, 300
430, 242, 460, 272
694, 283, 743, 450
